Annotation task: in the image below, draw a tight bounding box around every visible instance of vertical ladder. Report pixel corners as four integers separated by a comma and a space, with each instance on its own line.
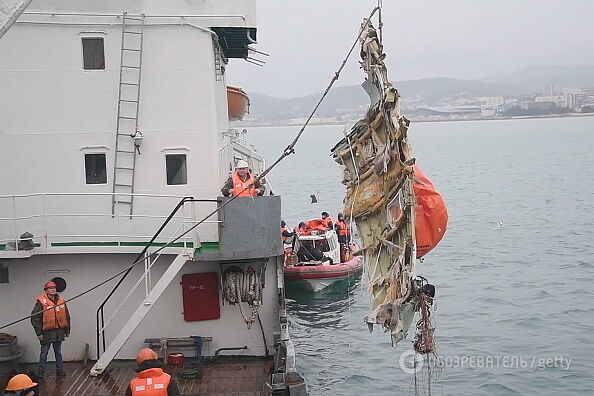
112, 12, 145, 216
90, 253, 189, 376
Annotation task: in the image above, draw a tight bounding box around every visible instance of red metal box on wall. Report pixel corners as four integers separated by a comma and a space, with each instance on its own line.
181, 272, 220, 321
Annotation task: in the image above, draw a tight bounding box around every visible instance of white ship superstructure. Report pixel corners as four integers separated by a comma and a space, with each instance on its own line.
0, 1, 305, 393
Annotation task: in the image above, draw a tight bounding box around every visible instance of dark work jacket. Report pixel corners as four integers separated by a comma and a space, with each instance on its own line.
125, 359, 180, 396
30, 295, 71, 344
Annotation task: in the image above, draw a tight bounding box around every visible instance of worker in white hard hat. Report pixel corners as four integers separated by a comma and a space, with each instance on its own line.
221, 160, 265, 197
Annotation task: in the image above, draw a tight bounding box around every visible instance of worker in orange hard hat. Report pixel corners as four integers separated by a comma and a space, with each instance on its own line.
30, 280, 70, 379
4, 373, 37, 396
125, 348, 181, 395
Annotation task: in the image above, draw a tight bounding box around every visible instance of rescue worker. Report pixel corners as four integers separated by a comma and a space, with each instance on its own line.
4, 374, 37, 396
320, 212, 333, 230
296, 222, 309, 236
221, 160, 264, 197
280, 220, 295, 244
31, 280, 70, 378
335, 213, 351, 244
125, 348, 180, 396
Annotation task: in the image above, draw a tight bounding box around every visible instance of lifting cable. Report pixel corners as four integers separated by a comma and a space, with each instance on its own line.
0, 4, 382, 332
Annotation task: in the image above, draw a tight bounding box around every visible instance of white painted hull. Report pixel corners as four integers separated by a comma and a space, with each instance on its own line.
0, 2, 307, 392
0, 253, 280, 363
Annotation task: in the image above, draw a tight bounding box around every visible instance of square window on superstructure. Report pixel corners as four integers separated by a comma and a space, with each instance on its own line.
82, 38, 105, 70
166, 154, 187, 185
85, 153, 107, 184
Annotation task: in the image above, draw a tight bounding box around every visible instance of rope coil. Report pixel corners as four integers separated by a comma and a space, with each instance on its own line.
222, 266, 262, 328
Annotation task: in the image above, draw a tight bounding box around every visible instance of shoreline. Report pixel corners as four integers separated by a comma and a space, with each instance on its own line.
237, 112, 594, 129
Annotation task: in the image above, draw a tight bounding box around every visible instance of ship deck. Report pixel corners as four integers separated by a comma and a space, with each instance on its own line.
1, 358, 273, 395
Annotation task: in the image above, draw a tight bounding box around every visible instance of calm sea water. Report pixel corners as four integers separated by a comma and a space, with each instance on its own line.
246, 116, 594, 396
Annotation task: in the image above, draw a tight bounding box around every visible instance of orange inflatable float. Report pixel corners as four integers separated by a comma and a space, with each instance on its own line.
413, 165, 448, 258
305, 218, 329, 233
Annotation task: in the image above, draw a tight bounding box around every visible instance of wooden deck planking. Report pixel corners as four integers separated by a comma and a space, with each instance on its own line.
0, 359, 274, 395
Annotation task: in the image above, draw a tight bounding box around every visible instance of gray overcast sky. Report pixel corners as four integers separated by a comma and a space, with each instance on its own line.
227, 0, 594, 98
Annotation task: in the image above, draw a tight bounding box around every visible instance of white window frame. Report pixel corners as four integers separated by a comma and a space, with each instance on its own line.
81, 146, 109, 186
79, 31, 107, 71
162, 147, 190, 186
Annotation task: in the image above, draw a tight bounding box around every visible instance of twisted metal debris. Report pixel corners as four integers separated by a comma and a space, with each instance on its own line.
331, 20, 435, 349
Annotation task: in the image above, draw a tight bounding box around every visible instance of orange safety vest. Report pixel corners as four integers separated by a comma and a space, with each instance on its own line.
335, 220, 350, 236
296, 226, 310, 236
231, 172, 257, 197
130, 368, 171, 396
37, 293, 69, 331
321, 217, 333, 229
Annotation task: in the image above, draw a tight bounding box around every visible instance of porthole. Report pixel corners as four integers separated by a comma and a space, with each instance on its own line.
51, 277, 67, 293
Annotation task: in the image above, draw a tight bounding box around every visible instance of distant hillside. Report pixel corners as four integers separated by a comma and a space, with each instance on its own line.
482, 65, 594, 94
396, 78, 513, 100
250, 86, 368, 121
249, 78, 512, 121
247, 66, 594, 121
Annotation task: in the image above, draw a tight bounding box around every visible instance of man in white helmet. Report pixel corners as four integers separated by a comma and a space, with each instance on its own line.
221, 160, 264, 197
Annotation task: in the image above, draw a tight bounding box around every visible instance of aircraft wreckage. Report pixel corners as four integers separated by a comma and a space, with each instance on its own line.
330, 20, 448, 352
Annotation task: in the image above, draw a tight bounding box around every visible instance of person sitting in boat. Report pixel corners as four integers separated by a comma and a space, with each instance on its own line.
296, 241, 333, 265
126, 348, 180, 396
296, 222, 309, 236
221, 160, 265, 197
320, 211, 333, 230
335, 213, 351, 244
281, 220, 295, 244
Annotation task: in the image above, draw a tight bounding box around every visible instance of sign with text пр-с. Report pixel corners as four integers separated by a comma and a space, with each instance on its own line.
181, 272, 220, 321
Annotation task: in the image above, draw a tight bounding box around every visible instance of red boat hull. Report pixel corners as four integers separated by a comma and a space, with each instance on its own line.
284, 253, 363, 292
284, 256, 363, 281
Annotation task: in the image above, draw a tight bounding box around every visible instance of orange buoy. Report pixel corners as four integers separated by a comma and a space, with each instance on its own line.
413, 165, 448, 258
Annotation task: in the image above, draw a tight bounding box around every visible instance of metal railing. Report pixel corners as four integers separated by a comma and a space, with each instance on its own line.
95, 197, 219, 358
0, 192, 217, 253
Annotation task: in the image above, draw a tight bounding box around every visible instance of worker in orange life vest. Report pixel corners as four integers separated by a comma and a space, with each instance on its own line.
296, 221, 310, 236
335, 213, 351, 244
320, 211, 334, 230
31, 280, 70, 378
221, 160, 265, 197
126, 348, 180, 396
